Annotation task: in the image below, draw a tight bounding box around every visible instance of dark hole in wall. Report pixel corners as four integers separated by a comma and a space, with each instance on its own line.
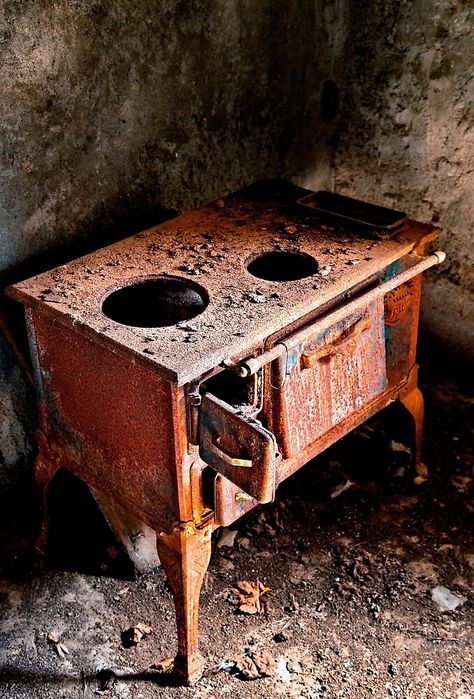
247, 251, 318, 282
102, 277, 209, 328
320, 79, 340, 122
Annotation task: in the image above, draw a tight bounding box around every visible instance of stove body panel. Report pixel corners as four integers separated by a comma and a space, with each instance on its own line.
25, 306, 189, 531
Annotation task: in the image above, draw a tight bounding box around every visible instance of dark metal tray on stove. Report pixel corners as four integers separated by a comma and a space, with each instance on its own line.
297, 191, 407, 232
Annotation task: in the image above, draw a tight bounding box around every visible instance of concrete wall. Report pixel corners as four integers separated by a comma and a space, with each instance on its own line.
0, 0, 472, 501
0, 0, 331, 272
330, 0, 474, 358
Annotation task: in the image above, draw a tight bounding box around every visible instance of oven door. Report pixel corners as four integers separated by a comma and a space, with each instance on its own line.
199, 392, 277, 503
268, 297, 387, 458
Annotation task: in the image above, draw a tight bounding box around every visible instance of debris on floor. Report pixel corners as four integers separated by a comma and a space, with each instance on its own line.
216, 527, 238, 548
46, 631, 70, 659
122, 621, 154, 647
151, 656, 174, 673
330, 478, 356, 499
451, 475, 472, 493
389, 439, 412, 454
275, 656, 292, 683
431, 585, 467, 612
231, 580, 270, 614
233, 650, 276, 680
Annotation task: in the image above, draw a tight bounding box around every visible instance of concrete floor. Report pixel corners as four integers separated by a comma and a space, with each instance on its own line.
0, 336, 472, 699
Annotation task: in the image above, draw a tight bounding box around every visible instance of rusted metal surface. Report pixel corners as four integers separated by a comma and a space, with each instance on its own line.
233, 249, 445, 378
7, 182, 438, 385
25, 305, 186, 531
214, 473, 259, 527
296, 190, 407, 233
7, 180, 443, 685
268, 298, 387, 459
199, 393, 277, 503
156, 521, 213, 686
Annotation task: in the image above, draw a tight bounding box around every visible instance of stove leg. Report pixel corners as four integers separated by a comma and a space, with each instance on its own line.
35, 431, 61, 555
399, 384, 424, 472
156, 522, 212, 685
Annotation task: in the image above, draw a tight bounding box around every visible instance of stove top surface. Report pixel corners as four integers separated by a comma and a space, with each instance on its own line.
9, 181, 437, 384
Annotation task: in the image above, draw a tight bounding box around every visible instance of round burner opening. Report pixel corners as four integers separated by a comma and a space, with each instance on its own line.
247, 251, 318, 282
101, 276, 209, 328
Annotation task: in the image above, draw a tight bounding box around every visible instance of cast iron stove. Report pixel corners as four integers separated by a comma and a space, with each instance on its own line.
8, 180, 444, 684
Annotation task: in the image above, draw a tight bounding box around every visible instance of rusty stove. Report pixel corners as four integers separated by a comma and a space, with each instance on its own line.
8, 180, 444, 684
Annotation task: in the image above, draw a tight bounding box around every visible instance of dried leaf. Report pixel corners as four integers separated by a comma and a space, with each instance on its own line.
131, 622, 154, 644
234, 651, 276, 680
390, 440, 412, 454
451, 475, 471, 493
56, 642, 70, 658
414, 462, 429, 484
231, 580, 270, 614
234, 655, 257, 679
239, 603, 260, 615
47, 631, 69, 659
151, 656, 174, 672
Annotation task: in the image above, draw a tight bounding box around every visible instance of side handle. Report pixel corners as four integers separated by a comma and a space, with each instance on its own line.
301, 315, 371, 369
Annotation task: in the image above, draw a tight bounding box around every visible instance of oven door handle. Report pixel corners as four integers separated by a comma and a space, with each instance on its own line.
301, 314, 371, 369
205, 436, 253, 468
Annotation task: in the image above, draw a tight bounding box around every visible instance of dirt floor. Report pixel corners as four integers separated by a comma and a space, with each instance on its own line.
0, 336, 472, 699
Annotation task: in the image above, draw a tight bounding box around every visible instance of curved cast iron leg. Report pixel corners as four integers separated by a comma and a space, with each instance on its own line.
156, 522, 213, 685
399, 384, 424, 472
34, 431, 61, 555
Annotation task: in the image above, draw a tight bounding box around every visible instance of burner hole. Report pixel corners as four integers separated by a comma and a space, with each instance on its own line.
102, 277, 208, 327
247, 251, 318, 282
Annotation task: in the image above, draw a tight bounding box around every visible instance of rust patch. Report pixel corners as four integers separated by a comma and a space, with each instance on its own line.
384, 280, 415, 325
6, 182, 438, 385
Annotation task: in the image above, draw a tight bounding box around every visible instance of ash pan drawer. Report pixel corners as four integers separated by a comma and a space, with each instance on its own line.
214, 473, 258, 527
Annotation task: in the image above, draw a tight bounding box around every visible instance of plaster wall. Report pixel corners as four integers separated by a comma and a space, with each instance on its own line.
330, 0, 474, 358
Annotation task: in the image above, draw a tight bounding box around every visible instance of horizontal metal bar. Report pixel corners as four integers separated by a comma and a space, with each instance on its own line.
235, 250, 446, 377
